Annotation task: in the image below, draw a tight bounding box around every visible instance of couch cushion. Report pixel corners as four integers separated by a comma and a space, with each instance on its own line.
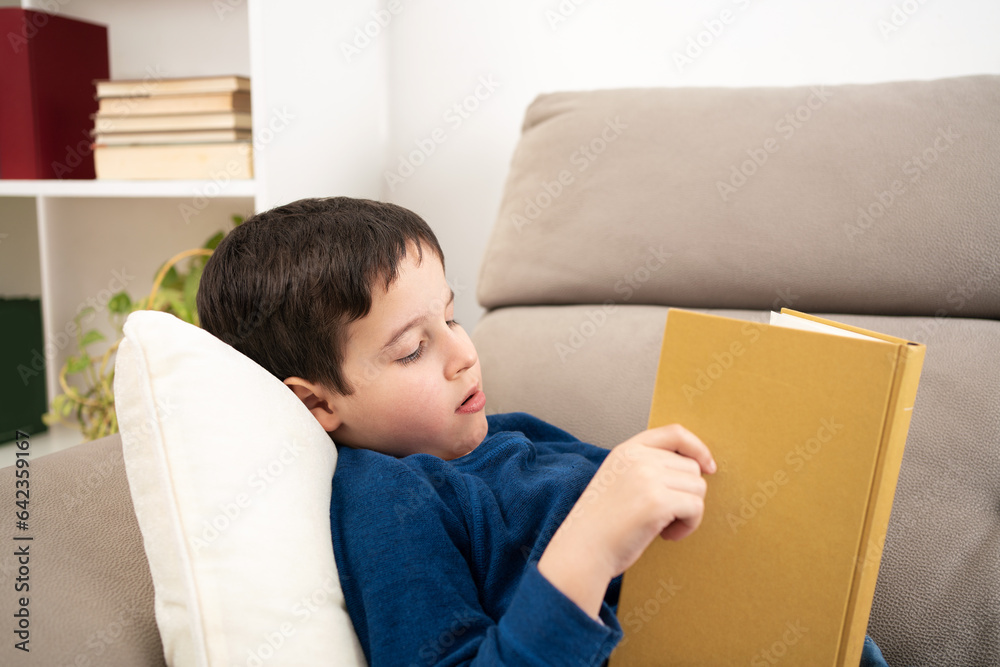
114, 310, 365, 667
477, 76, 1000, 318
0, 434, 165, 666
472, 306, 1000, 667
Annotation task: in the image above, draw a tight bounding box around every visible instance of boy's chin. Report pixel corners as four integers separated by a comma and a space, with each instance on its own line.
445, 418, 489, 460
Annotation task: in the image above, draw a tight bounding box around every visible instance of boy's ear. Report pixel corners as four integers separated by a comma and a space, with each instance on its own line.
283, 377, 343, 432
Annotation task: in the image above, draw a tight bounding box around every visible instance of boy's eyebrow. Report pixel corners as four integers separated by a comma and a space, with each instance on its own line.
380, 289, 455, 354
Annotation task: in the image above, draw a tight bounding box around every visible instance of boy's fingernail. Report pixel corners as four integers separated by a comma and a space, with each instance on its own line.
709, 460, 718, 473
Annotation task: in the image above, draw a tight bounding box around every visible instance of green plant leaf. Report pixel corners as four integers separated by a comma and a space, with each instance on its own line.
203, 231, 225, 250
232, 214, 245, 227
77, 306, 96, 322
66, 354, 91, 374
166, 264, 183, 290
108, 291, 132, 315
183, 262, 203, 324
80, 329, 106, 347
157, 287, 190, 321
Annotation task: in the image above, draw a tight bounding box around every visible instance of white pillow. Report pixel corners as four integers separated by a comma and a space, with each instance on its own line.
114, 310, 366, 667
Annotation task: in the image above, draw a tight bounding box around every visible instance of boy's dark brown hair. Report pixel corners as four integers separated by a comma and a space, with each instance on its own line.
197, 196, 444, 395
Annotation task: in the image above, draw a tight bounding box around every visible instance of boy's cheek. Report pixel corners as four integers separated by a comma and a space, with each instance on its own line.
373, 377, 439, 415
347, 356, 392, 390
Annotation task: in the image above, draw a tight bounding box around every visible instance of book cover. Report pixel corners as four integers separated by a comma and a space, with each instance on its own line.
610, 308, 924, 666
95, 75, 250, 98
96, 91, 252, 116
93, 111, 253, 134
93, 142, 253, 180
0, 298, 47, 442
92, 129, 252, 146
0, 9, 109, 179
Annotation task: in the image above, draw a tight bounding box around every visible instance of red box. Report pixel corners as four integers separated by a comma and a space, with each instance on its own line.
0, 9, 109, 179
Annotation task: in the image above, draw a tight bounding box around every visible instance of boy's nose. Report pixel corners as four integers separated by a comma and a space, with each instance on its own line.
445, 328, 478, 379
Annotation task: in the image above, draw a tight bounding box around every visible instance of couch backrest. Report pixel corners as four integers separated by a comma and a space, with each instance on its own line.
478, 75, 1000, 319
472, 77, 1000, 667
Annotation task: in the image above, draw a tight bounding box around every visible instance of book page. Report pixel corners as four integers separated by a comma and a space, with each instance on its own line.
769, 311, 882, 341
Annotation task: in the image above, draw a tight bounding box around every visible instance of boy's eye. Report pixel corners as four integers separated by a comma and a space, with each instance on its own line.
395, 320, 458, 366
397, 342, 424, 366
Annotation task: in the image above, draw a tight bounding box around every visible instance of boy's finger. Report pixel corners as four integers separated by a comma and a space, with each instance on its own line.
659, 490, 706, 540
641, 424, 717, 474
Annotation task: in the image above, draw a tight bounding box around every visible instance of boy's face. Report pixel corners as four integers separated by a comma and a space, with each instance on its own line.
306, 243, 488, 460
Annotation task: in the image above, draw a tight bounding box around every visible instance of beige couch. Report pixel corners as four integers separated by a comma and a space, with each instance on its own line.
2, 74, 998, 666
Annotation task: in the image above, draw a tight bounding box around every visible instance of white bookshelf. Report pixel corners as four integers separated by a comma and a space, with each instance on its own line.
1, 0, 389, 444
0, 179, 258, 198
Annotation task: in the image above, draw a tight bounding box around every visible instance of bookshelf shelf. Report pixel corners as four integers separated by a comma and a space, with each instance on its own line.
3, 0, 385, 418
0, 179, 256, 198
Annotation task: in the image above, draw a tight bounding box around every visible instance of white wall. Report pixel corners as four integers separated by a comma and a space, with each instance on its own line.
8, 0, 999, 339
378, 0, 1000, 328
249, 0, 388, 211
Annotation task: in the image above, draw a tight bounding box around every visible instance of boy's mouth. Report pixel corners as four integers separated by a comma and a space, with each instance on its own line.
456, 387, 486, 414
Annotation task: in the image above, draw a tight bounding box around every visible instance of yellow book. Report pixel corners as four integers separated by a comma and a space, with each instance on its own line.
96, 91, 251, 116
94, 75, 250, 98
93, 142, 253, 180
92, 129, 252, 146
610, 308, 925, 667
92, 111, 252, 134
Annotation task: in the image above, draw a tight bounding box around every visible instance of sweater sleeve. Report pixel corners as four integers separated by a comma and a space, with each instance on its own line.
331, 456, 622, 667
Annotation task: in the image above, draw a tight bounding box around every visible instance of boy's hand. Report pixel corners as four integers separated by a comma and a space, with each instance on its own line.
537, 424, 715, 619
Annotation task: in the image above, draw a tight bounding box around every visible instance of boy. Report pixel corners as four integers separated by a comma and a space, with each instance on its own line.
197, 197, 889, 667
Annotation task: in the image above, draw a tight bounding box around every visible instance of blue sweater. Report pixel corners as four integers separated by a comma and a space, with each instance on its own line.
329, 412, 624, 666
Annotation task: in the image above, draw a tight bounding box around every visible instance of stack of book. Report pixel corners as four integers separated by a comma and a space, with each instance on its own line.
92, 75, 253, 180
